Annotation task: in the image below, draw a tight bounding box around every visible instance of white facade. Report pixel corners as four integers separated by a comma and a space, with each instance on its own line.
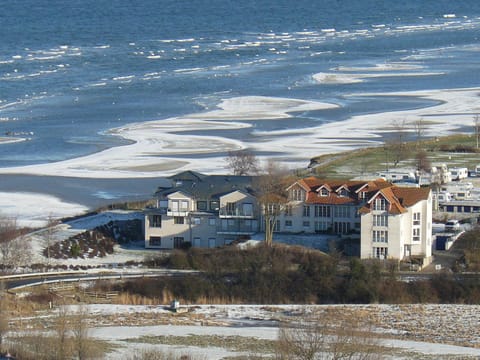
145, 174, 259, 249
360, 192, 432, 262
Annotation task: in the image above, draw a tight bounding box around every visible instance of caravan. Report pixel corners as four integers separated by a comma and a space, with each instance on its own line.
450, 167, 468, 181
376, 170, 416, 183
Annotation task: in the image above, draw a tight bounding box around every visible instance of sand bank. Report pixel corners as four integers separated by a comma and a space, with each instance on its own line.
0, 89, 478, 222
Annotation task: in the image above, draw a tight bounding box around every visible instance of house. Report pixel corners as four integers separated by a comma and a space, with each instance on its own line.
145, 172, 433, 263
279, 177, 432, 262
359, 184, 432, 263
144, 171, 259, 249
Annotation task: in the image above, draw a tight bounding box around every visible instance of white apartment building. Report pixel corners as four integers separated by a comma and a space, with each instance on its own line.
145, 173, 433, 263
278, 177, 432, 262
145, 171, 259, 249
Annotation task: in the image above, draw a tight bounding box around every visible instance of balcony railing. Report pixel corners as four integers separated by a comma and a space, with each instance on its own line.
219, 209, 254, 218
167, 209, 189, 216
217, 224, 257, 234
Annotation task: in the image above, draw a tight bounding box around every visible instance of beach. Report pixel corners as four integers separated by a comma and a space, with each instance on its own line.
1, 1, 480, 226
1, 86, 479, 226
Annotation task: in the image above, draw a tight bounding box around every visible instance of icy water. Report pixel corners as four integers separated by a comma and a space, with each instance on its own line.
0, 0, 480, 217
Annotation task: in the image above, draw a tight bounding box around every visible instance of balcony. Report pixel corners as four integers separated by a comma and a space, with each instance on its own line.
167, 209, 189, 217
217, 225, 257, 235
219, 209, 255, 219
217, 219, 258, 235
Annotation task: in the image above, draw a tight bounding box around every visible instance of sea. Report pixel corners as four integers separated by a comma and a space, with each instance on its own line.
1, 0, 480, 218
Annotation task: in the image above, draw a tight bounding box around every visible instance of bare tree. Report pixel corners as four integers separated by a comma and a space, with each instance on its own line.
72, 305, 92, 360
255, 160, 292, 246
413, 117, 426, 147
474, 114, 480, 149
0, 217, 31, 270
415, 150, 431, 172
43, 214, 59, 265
0, 282, 8, 352
225, 149, 259, 176
275, 308, 384, 360
55, 304, 70, 360
386, 119, 410, 167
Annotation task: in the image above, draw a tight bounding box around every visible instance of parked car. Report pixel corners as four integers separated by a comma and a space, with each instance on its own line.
445, 219, 460, 231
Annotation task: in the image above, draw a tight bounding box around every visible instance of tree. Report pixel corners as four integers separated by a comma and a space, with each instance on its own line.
0, 282, 8, 352
43, 214, 59, 265
55, 304, 70, 360
413, 117, 426, 148
275, 308, 384, 360
415, 150, 431, 172
254, 160, 292, 246
0, 217, 31, 270
473, 114, 480, 149
386, 119, 410, 167
225, 149, 259, 176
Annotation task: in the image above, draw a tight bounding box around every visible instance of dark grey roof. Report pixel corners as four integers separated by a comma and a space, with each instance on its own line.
155, 171, 256, 200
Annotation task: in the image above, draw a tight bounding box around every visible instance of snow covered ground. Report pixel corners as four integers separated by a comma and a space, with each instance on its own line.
56, 303, 480, 359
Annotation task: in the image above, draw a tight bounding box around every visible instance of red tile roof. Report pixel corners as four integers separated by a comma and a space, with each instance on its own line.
293, 177, 430, 213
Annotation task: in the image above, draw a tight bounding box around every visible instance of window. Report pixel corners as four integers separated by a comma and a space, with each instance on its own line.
174, 216, 184, 224
303, 221, 310, 227
334, 206, 350, 218
303, 206, 310, 217
373, 230, 388, 243
180, 200, 189, 211
413, 212, 421, 225
243, 203, 253, 216
149, 236, 161, 246
373, 197, 387, 211
209, 218, 216, 226
373, 214, 388, 227
193, 217, 201, 225
150, 215, 162, 228
373, 247, 388, 259
334, 222, 350, 234
284, 205, 293, 216
413, 228, 420, 241
171, 201, 179, 211
197, 201, 207, 211
314, 205, 330, 218
174, 237, 184, 248
320, 188, 329, 197
285, 220, 292, 227
338, 188, 349, 197
210, 201, 219, 211
226, 202, 236, 215
266, 203, 280, 215
291, 188, 304, 201
314, 221, 329, 232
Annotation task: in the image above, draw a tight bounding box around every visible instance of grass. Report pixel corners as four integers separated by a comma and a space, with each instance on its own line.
123, 334, 277, 354
308, 134, 480, 178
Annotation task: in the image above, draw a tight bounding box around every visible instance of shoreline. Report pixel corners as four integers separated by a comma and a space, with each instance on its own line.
0, 88, 479, 226
0, 88, 478, 179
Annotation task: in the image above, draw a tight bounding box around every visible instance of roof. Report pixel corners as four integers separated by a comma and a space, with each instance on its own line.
155, 171, 256, 200
294, 176, 430, 213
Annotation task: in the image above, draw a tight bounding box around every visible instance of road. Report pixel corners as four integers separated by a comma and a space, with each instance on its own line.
0, 269, 200, 291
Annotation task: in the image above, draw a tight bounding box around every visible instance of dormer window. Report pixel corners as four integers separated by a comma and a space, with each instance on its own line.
291, 188, 305, 201
320, 188, 329, 197
373, 197, 387, 211
338, 189, 349, 197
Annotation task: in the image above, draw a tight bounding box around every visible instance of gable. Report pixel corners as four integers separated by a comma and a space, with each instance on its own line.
167, 191, 192, 200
